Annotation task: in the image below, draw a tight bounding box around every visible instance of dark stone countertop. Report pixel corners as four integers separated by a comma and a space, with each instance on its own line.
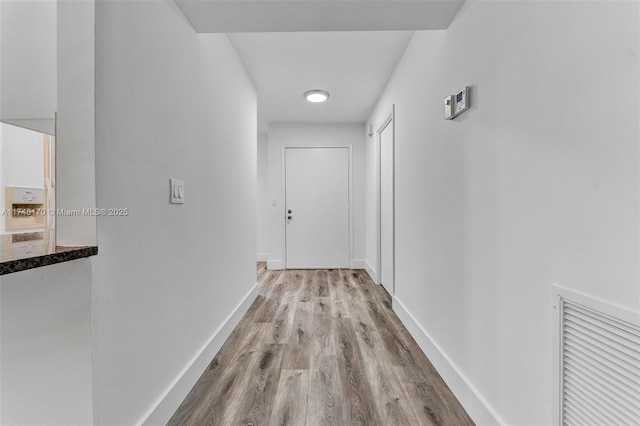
0, 232, 97, 275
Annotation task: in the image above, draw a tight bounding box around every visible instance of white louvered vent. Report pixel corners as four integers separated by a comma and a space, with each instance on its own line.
556, 288, 640, 426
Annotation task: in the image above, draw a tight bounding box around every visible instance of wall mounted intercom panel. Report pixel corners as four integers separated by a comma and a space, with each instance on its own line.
444, 86, 470, 119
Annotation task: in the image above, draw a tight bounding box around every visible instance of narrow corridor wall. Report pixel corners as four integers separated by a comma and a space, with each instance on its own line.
94, 1, 257, 424
366, 2, 639, 424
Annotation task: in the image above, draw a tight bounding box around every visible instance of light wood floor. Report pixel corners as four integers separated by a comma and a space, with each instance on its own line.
168, 263, 474, 425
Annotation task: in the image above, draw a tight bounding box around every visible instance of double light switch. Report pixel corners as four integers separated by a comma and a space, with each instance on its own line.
170, 178, 184, 204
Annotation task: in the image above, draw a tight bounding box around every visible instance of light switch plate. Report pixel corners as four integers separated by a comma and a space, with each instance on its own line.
170, 178, 184, 204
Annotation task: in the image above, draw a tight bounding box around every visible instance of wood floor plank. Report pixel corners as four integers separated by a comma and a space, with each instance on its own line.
197, 351, 260, 425
231, 343, 285, 425
356, 274, 474, 425
168, 306, 264, 424
170, 266, 475, 426
334, 314, 382, 424
255, 279, 291, 323
168, 324, 262, 425
281, 269, 306, 284
311, 297, 334, 355
363, 294, 406, 367
281, 301, 313, 369
392, 366, 437, 426
393, 328, 474, 426
271, 291, 298, 344
307, 355, 346, 426
269, 370, 310, 426
327, 269, 340, 290
298, 271, 315, 302
395, 365, 457, 426
357, 273, 473, 425
330, 273, 350, 322
314, 270, 330, 297
355, 329, 419, 426
253, 322, 276, 345
260, 269, 284, 291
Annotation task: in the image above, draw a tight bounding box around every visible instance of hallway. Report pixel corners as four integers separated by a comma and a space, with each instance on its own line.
168, 264, 474, 425
1, 1, 638, 424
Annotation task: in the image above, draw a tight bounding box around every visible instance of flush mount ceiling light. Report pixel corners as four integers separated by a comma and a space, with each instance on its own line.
304, 89, 329, 103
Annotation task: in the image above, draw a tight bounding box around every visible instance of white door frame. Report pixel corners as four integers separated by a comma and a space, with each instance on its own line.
377, 105, 395, 294
281, 145, 354, 269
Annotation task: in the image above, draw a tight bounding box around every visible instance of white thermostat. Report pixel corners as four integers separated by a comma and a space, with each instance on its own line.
455, 86, 470, 115
444, 86, 471, 119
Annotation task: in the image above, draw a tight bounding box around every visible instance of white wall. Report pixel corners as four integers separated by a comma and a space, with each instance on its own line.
0, 0, 56, 133
257, 132, 269, 261
56, 0, 97, 247
266, 123, 365, 269
366, 2, 639, 425
93, 1, 257, 424
0, 3, 96, 424
0, 260, 94, 426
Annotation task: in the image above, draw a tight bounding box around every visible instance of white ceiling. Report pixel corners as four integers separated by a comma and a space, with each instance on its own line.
228, 31, 415, 132
175, 0, 465, 33
176, 0, 465, 132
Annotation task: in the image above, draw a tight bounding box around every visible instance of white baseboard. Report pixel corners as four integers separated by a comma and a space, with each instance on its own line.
364, 260, 377, 282
267, 259, 283, 270
137, 283, 260, 426
350, 259, 366, 269
266, 259, 367, 270
256, 253, 268, 262
392, 296, 504, 426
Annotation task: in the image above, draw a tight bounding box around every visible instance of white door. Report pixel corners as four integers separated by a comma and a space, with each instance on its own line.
380, 119, 394, 294
285, 147, 350, 269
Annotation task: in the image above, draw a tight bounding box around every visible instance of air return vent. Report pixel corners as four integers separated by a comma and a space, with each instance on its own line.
553, 286, 640, 426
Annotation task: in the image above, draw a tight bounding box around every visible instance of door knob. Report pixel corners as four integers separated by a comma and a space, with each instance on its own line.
288, 210, 292, 214
287, 215, 292, 220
